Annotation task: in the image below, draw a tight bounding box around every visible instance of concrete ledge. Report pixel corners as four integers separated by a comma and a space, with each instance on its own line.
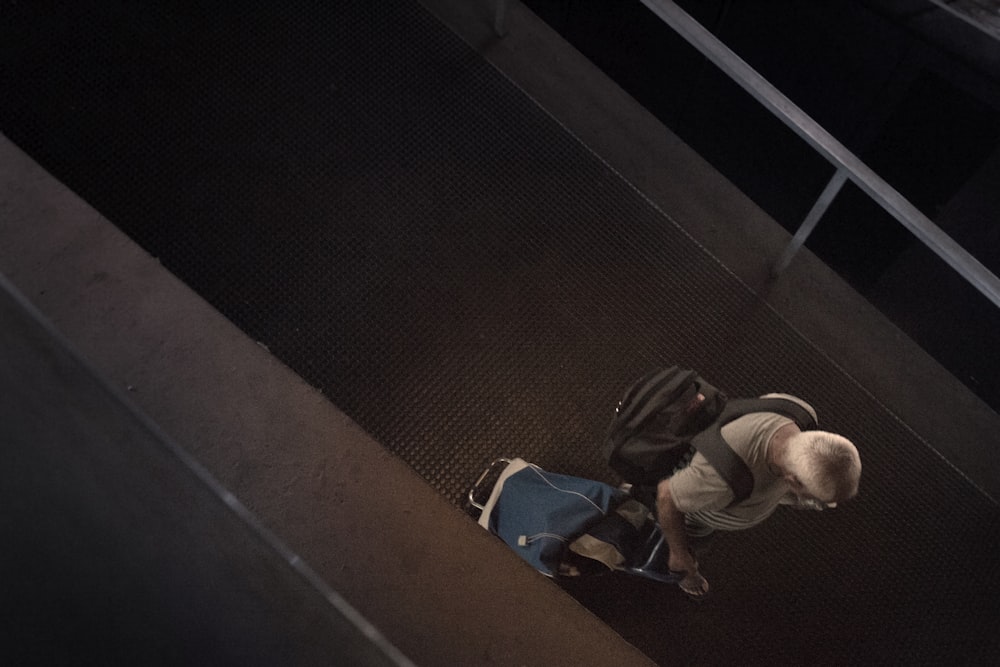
0, 134, 655, 666
1, 273, 409, 666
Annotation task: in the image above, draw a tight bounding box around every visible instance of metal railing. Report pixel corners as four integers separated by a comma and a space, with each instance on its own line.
495, 0, 1000, 309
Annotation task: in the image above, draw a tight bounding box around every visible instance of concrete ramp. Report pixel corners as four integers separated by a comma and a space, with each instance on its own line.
1, 278, 409, 666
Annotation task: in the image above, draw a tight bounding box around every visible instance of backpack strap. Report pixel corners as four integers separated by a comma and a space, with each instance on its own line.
690, 397, 817, 505
726, 397, 817, 432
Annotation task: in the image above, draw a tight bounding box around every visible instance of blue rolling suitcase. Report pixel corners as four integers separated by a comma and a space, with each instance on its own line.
467, 458, 680, 582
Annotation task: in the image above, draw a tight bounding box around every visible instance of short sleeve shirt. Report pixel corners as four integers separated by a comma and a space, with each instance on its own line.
668, 394, 817, 530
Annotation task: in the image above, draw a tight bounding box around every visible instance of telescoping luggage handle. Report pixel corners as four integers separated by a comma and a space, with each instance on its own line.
468, 458, 512, 511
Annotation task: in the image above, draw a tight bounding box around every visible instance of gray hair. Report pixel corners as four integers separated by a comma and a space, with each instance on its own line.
784, 431, 861, 502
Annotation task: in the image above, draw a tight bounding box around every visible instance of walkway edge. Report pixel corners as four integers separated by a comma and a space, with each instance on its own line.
0, 133, 657, 666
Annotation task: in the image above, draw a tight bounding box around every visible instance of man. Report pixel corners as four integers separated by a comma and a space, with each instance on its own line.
655, 393, 861, 598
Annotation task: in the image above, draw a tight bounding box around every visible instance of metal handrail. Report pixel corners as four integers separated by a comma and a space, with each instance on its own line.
640, 0, 1000, 308
494, 0, 1000, 308
926, 0, 1000, 42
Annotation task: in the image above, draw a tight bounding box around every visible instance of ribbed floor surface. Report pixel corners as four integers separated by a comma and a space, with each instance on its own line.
2, 1, 997, 664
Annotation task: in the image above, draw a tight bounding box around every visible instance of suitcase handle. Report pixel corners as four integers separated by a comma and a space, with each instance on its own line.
467, 458, 512, 511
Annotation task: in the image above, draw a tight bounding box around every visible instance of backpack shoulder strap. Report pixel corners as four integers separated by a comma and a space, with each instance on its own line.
725, 397, 817, 431
690, 397, 817, 505
689, 428, 755, 506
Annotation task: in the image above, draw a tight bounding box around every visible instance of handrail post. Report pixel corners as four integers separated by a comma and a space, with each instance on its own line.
494, 0, 508, 37
772, 168, 849, 276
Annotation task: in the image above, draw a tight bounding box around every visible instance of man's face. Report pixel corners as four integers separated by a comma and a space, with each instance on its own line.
787, 476, 838, 510
795, 495, 837, 511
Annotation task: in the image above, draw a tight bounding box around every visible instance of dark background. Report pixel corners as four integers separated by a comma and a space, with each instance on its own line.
522, 0, 1000, 412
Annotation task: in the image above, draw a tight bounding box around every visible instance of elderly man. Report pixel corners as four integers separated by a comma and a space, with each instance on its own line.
656, 394, 862, 598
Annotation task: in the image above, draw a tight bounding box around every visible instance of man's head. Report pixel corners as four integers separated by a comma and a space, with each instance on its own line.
782, 431, 861, 506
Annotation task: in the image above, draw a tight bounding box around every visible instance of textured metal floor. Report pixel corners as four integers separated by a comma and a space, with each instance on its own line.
2, 1, 998, 664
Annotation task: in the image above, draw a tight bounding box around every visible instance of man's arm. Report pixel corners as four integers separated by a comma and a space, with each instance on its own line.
657, 477, 710, 597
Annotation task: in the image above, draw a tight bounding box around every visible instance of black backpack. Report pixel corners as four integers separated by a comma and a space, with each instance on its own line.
603, 366, 817, 505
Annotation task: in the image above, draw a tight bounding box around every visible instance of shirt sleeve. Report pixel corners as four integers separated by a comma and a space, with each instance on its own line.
667, 452, 735, 513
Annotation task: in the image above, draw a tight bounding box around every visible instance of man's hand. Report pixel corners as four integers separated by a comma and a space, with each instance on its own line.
677, 567, 710, 598
658, 478, 710, 599
668, 546, 709, 597
667, 544, 697, 574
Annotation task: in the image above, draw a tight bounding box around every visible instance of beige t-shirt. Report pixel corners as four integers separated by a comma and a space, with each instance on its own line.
669, 394, 817, 531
